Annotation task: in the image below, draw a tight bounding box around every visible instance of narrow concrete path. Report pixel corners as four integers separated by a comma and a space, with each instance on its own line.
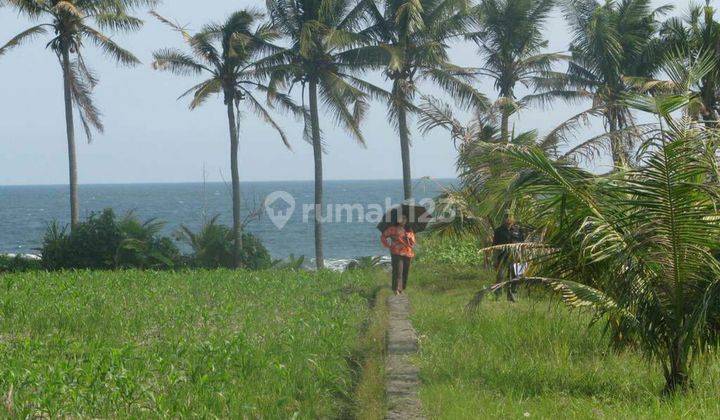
385, 294, 425, 420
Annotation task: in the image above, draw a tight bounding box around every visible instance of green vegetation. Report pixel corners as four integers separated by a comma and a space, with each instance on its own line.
489, 89, 720, 392
2, 0, 720, 415
177, 215, 272, 270
41, 209, 180, 270
353, 287, 390, 420
38, 209, 271, 271
0, 255, 42, 274
409, 264, 720, 418
428, 63, 720, 392
418, 235, 486, 267
0, 268, 384, 418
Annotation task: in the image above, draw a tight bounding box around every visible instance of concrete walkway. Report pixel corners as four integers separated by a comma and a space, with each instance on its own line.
385, 293, 425, 420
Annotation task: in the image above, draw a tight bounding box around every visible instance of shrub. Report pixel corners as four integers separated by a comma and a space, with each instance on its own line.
0, 254, 43, 274
177, 215, 272, 270
41, 209, 181, 270
347, 256, 385, 271
115, 212, 182, 269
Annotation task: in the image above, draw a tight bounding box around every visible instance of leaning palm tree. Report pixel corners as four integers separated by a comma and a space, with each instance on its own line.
537, 0, 670, 167
358, 0, 487, 199
152, 10, 301, 268
261, 0, 382, 270
0, 0, 156, 229
470, 0, 563, 143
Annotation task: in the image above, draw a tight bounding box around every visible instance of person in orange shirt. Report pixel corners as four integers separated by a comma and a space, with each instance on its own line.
381, 214, 416, 295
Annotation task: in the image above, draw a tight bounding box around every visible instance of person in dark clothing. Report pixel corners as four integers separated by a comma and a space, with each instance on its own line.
493, 214, 525, 301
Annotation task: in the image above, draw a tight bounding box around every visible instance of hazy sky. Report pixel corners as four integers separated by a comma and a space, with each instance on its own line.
0, 0, 695, 185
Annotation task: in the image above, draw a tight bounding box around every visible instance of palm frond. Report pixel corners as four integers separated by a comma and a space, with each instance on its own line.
0, 25, 47, 58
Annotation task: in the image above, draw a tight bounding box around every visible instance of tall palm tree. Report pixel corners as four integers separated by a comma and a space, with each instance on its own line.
261, 0, 382, 270
152, 10, 301, 269
359, 0, 487, 199
470, 0, 562, 143
538, 0, 669, 167
0, 0, 156, 229
660, 0, 720, 128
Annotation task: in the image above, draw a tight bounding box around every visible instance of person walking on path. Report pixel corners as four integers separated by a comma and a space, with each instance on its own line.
493, 214, 525, 302
381, 214, 416, 295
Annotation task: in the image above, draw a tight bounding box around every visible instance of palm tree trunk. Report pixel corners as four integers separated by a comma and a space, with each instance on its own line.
309, 80, 324, 270
501, 109, 510, 143
61, 48, 80, 229
607, 112, 627, 168
664, 342, 691, 394
226, 96, 242, 269
397, 104, 413, 200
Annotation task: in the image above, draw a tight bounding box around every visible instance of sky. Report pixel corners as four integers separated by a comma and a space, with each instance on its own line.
0, 0, 700, 186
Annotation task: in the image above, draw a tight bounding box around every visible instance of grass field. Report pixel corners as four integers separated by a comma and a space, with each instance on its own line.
409, 264, 720, 419
0, 269, 384, 418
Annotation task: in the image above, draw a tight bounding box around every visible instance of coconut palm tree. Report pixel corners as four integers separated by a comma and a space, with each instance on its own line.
357, 0, 487, 199
418, 96, 553, 238
260, 0, 384, 270
660, 0, 720, 128
470, 0, 563, 143
469, 60, 720, 393
0, 0, 156, 229
152, 10, 301, 269
537, 0, 670, 168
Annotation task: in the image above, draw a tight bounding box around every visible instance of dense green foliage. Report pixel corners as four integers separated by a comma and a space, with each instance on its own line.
0, 269, 382, 417
0, 255, 42, 274
177, 216, 272, 270
41, 209, 181, 270
38, 210, 271, 271
477, 82, 720, 392
409, 264, 720, 417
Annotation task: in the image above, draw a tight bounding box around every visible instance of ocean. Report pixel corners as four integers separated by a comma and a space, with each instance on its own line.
0, 179, 453, 268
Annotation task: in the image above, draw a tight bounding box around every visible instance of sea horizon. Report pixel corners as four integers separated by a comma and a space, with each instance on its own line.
0, 179, 456, 265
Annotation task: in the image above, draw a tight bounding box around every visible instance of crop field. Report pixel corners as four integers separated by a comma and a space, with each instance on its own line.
409, 265, 720, 419
0, 269, 382, 418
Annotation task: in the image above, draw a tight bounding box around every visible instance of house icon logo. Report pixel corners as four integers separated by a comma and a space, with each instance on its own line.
264, 191, 295, 230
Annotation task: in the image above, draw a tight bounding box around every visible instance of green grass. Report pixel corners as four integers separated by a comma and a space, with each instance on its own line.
409, 264, 720, 419
353, 287, 390, 420
0, 269, 383, 418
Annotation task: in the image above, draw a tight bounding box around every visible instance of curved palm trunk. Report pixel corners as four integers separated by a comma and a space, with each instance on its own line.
309, 80, 324, 270
61, 48, 80, 229
397, 105, 413, 200
226, 98, 242, 269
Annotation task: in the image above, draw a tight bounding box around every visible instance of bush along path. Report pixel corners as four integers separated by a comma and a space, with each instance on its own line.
385, 294, 425, 419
